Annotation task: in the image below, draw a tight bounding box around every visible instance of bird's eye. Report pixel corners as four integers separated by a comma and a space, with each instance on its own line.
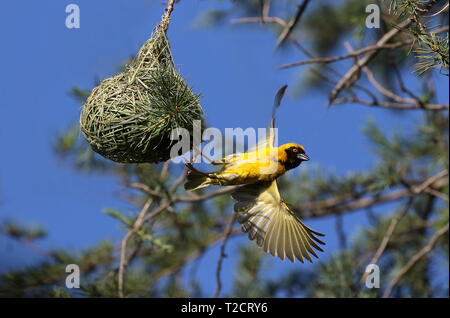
292, 148, 298, 153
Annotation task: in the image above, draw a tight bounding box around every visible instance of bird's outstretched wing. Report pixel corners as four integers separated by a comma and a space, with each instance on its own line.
231, 180, 325, 263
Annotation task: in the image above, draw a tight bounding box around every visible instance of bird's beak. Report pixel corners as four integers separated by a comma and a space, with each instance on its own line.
298, 153, 309, 161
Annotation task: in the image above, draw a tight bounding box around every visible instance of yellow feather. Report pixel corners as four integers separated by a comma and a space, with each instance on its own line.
232, 180, 325, 263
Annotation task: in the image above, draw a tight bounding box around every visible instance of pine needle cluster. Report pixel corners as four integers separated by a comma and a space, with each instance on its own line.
388, 0, 449, 75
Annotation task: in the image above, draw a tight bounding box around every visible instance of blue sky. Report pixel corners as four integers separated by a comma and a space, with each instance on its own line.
0, 0, 448, 296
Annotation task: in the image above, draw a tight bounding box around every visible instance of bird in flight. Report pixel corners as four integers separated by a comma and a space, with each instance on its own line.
184, 85, 325, 263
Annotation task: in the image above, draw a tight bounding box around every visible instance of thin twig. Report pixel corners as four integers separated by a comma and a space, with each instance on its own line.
424, 188, 449, 201
118, 161, 171, 298
278, 42, 411, 69
391, 63, 426, 107
288, 36, 373, 100
213, 213, 237, 298
343, 41, 446, 110
276, 0, 310, 47
161, 0, 176, 31
118, 198, 153, 298
231, 16, 287, 27
370, 199, 414, 265
300, 170, 448, 218
335, 213, 347, 250
329, 18, 413, 104
331, 97, 449, 110
151, 227, 242, 286
360, 198, 414, 283
410, 170, 448, 194
382, 222, 449, 298
260, 0, 271, 24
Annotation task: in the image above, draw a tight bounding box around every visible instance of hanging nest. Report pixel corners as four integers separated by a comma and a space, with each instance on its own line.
80, 22, 203, 163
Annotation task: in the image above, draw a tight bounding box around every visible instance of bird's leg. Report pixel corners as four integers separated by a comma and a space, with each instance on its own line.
185, 163, 220, 179
192, 144, 224, 165
210, 160, 226, 165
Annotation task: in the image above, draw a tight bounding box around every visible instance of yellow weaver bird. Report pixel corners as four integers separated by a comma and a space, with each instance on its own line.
184, 85, 325, 263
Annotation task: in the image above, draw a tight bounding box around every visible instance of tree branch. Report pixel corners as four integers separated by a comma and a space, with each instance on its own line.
278, 42, 411, 69
360, 198, 414, 283
382, 222, 449, 298
276, 0, 310, 47
328, 18, 413, 104
299, 170, 448, 218
213, 213, 237, 298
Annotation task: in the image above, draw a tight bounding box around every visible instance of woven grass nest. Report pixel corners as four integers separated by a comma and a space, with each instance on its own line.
80, 24, 203, 164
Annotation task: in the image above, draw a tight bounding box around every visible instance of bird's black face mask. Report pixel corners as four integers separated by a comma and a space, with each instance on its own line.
284, 146, 309, 170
